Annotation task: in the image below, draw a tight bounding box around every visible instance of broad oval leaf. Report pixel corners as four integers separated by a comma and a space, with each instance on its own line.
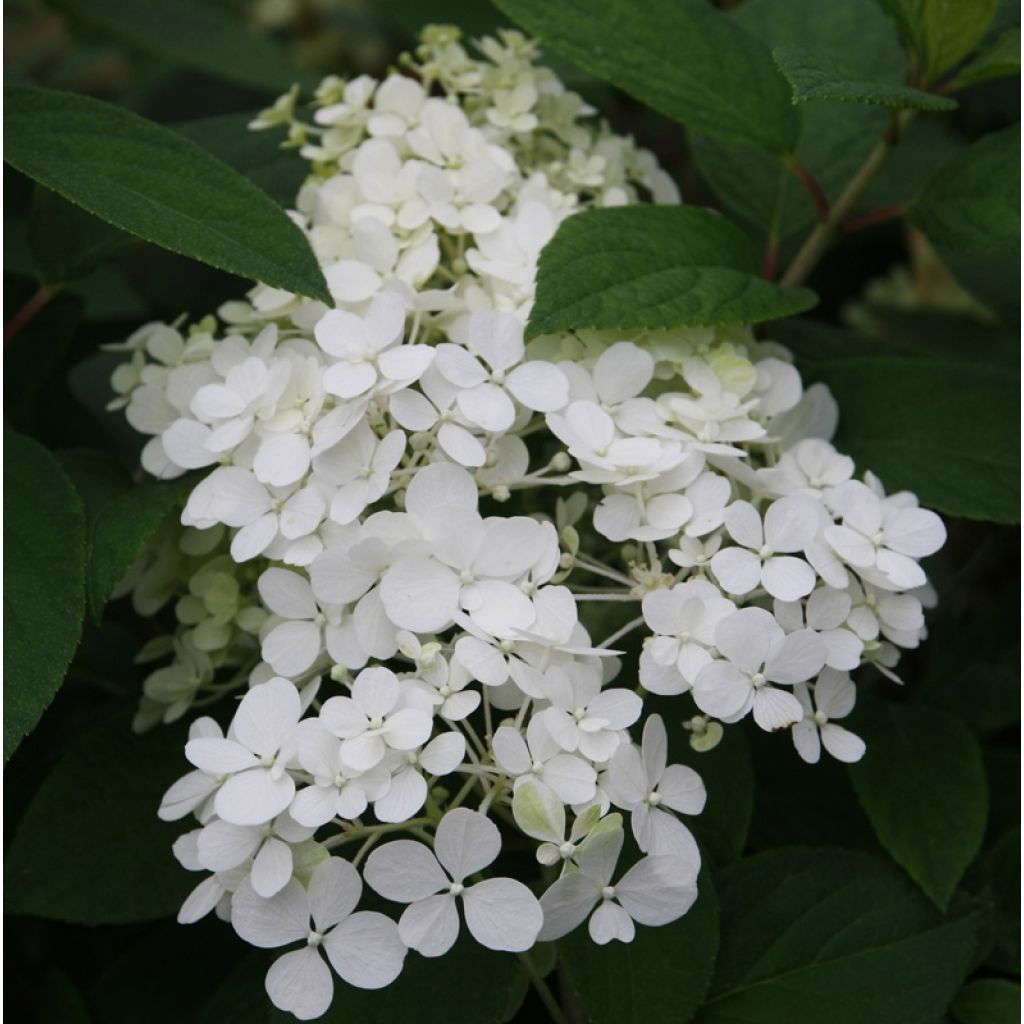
848, 701, 988, 909
560, 871, 719, 1024
921, 0, 999, 81
951, 25, 1021, 88
526, 206, 817, 338
950, 979, 1021, 1024
911, 125, 1021, 256
773, 45, 958, 109
4, 84, 331, 303
776, 318, 1021, 524
50, 0, 314, 94
3, 430, 87, 760
4, 710, 193, 923
695, 847, 988, 1024
493, 0, 798, 154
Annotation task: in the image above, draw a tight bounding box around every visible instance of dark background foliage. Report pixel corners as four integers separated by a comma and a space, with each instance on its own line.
3, 1, 1020, 1022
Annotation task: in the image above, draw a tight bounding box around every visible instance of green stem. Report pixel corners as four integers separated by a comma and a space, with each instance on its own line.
779, 110, 914, 288
518, 951, 570, 1024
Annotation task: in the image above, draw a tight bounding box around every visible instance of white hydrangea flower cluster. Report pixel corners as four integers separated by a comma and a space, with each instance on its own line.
108, 26, 946, 1021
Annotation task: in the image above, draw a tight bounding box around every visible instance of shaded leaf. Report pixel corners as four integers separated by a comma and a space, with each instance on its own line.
526, 206, 817, 338
3, 430, 87, 760
950, 979, 1021, 1024
492, 0, 798, 153
911, 125, 1020, 255
4, 84, 331, 303
4, 710, 193, 923
849, 701, 988, 909
51, 0, 314, 94
921, 0, 999, 81
696, 847, 988, 1024
951, 25, 1021, 87
774, 44, 957, 109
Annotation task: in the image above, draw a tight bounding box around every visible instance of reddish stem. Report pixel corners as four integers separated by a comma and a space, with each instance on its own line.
761, 237, 779, 281
788, 159, 830, 222
4, 286, 59, 346
842, 202, 909, 232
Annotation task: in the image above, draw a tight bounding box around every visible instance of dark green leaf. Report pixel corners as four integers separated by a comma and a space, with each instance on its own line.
29, 187, 133, 284
197, 955, 272, 1024
951, 25, 1021, 86
88, 477, 194, 622
492, 0, 798, 153
911, 125, 1020, 255
876, 0, 926, 54
560, 871, 719, 1024
921, 0, 999, 81
526, 206, 817, 338
696, 847, 987, 1024
3, 430, 87, 760
950, 979, 1021, 1024
268, 936, 524, 1024
4, 84, 331, 303
692, 0, 907, 247
40, 970, 93, 1024
51, 0, 314, 94
848, 701, 988, 909
173, 114, 307, 207
777, 319, 1021, 523
4, 710, 193, 923
983, 828, 1020, 972
773, 44, 957, 109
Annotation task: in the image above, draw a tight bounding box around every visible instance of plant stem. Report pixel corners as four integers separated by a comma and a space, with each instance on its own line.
4, 285, 61, 345
518, 951, 570, 1024
786, 158, 830, 221
780, 111, 914, 288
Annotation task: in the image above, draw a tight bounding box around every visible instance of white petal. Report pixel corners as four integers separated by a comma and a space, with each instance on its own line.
884, 507, 945, 557
185, 737, 258, 774
232, 678, 301, 757
309, 856, 362, 931
434, 807, 500, 881
792, 718, 822, 764
820, 723, 866, 762
766, 629, 827, 685
374, 766, 428, 823
259, 569, 318, 620
251, 836, 294, 898
265, 948, 333, 1021
397, 894, 460, 957
215, 769, 296, 827
512, 779, 565, 844
231, 877, 309, 948
437, 422, 487, 467
254, 433, 311, 488
616, 854, 698, 926
505, 362, 569, 412
542, 754, 597, 806
364, 840, 448, 901
537, 873, 597, 941
178, 876, 223, 925
457, 383, 516, 431
588, 901, 635, 944
463, 877, 543, 951
380, 558, 459, 633
711, 547, 763, 596
752, 686, 804, 731
324, 911, 407, 988
197, 820, 262, 871
404, 460, 479, 519
492, 725, 531, 775
263, 621, 322, 677
723, 501, 763, 548
419, 732, 465, 774
764, 495, 820, 552
657, 764, 706, 815
761, 556, 816, 602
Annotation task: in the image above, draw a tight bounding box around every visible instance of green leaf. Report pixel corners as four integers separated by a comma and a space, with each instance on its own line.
921, 0, 999, 81
773, 44, 958, 109
560, 871, 719, 1024
952, 25, 1021, 86
876, 0, 927, 53
691, 0, 908, 247
950, 979, 1021, 1024
39, 970, 93, 1024
911, 125, 1020, 255
4, 710, 193, 923
88, 477, 194, 622
776, 319, 1021, 523
197, 956, 275, 1024
492, 0, 798, 153
29, 187, 134, 285
3, 430, 87, 760
173, 113, 308, 207
267, 936, 524, 1023
848, 701, 988, 909
983, 828, 1020, 972
50, 0, 314, 94
696, 847, 987, 1024
3, 84, 331, 303
526, 206, 817, 338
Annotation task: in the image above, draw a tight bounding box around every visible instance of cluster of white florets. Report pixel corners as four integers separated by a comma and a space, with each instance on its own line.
108, 26, 946, 1021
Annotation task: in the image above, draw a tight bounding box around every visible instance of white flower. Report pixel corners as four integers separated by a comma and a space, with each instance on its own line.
492, 718, 597, 804
197, 811, 315, 898
774, 587, 863, 671
364, 808, 543, 955
603, 715, 704, 868
825, 480, 945, 591
232, 857, 406, 1019
640, 580, 736, 695
512, 784, 617, 865
184, 678, 301, 826
711, 495, 822, 601
158, 717, 225, 821
791, 669, 866, 764
693, 608, 827, 730
538, 662, 642, 762
314, 423, 405, 525
538, 828, 697, 943
373, 732, 466, 823
319, 666, 433, 770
